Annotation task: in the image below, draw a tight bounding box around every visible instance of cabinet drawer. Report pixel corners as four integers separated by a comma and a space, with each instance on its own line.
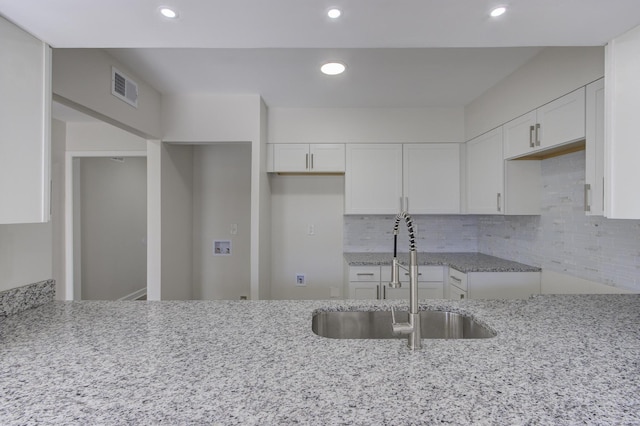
348, 266, 381, 282
381, 265, 444, 282
448, 268, 468, 291
449, 284, 468, 300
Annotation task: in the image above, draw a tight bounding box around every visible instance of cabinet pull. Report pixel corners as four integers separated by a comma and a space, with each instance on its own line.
450, 276, 462, 283
376, 284, 380, 299
305, 153, 309, 170
356, 273, 375, 276
311, 153, 314, 169
529, 125, 535, 148
382, 284, 386, 299
460, 293, 465, 300
584, 183, 591, 212
404, 272, 422, 276
535, 123, 541, 146
497, 193, 502, 212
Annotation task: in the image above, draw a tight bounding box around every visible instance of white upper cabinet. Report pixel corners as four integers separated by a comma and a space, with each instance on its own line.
585, 78, 605, 216
503, 88, 586, 159
345, 144, 403, 214
345, 143, 461, 215
466, 128, 540, 215
605, 24, 640, 219
270, 143, 345, 173
466, 129, 504, 214
403, 144, 460, 214
0, 17, 51, 224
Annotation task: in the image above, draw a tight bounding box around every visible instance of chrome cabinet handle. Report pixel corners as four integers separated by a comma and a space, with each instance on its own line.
497, 193, 502, 212
459, 293, 465, 299
311, 153, 314, 169
584, 183, 591, 212
305, 153, 309, 169
383, 284, 386, 299
535, 123, 541, 146
529, 125, 535, 148
376, 284, 380, 300
356, 273, 375, 276
450, 276, 462, 283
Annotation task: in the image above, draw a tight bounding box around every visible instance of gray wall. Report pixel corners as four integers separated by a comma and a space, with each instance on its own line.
79, 157, 147, 300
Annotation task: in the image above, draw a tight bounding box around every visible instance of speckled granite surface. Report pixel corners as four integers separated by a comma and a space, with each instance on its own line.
344, 251, 542, 273
0, 280, 55, 317
1, 295, 639, 425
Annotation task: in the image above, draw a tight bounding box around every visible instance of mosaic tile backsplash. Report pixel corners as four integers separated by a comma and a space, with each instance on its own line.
345, 151, 640, 291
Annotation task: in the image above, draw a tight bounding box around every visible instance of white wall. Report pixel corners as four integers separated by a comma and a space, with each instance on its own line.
66, 121, 147, 152
160, 143, 194, 300
270, 175, 344, 299
51, 119, 66, 298
258, 99, 271, 300
465, 47, 604, 140
268, 107, 465, 143
79, 157, 147, 300
53, 49, 161, 139
161, 94, 262, 143
192, 144, 251, 300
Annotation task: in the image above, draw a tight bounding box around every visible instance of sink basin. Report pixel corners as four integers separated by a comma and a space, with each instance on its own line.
312, 310, 496, 339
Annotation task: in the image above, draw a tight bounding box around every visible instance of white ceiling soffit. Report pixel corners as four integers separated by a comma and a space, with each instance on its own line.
1, 0, 640, 48
105, 47, 544, 107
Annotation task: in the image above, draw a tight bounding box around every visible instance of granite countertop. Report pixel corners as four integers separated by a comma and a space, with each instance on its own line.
344, 252, 542, 273
2, 295, 640, 425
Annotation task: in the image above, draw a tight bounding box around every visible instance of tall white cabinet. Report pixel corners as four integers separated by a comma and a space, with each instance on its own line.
0, 17, 51, 224
605, 24, 640, 219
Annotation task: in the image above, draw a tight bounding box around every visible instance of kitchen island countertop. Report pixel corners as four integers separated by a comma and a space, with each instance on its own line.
1, 295, 639, 425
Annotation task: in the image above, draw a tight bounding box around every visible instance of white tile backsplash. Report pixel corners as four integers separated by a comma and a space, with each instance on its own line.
479, 151, 640, 291
345, 150, 640, 291
344, 215, 478, 253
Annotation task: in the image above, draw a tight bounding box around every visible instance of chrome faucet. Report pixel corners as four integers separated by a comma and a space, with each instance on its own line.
389, 211, 422, 350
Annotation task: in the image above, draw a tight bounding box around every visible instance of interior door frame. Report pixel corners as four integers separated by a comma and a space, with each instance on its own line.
64, 150, 147, 300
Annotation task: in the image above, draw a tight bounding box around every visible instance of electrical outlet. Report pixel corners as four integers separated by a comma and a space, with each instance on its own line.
296, 274, 306, 286
230, 224, 238, 235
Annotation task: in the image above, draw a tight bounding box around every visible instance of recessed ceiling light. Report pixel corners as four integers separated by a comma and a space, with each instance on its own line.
327, 8, 342, 19
159, 7, 178, 19
490, 6, 506, 17
321, 62, 346, 76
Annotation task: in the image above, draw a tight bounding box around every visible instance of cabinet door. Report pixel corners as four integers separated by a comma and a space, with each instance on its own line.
467, 271, 540, 299
466, 129, 504, 214
349, 282, 379, 299
449, 284, 467, 300
309, 144, 345, 172
403, 144, 460, 214
0, 17, 51, 224
272, 144, 309, 172
585, 79, 604, 216
537, 87, 586, 151
345, 144, 403, 214
503, 111, 537, 159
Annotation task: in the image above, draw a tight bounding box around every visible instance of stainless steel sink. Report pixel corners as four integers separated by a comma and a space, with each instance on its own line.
312, 310, 496, 339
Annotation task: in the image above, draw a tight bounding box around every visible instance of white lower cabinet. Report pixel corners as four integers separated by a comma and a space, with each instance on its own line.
447, 267, 541, 300
346, 264, 444, 300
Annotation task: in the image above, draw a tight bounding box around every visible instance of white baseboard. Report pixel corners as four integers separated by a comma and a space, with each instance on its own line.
541, 270, 635, 294
118, 287, 147, 301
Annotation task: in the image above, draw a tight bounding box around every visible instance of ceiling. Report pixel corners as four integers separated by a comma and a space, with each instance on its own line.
2, 0, 640, 110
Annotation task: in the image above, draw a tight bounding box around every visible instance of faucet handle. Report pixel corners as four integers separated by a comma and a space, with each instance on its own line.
391, 306, 413, 335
